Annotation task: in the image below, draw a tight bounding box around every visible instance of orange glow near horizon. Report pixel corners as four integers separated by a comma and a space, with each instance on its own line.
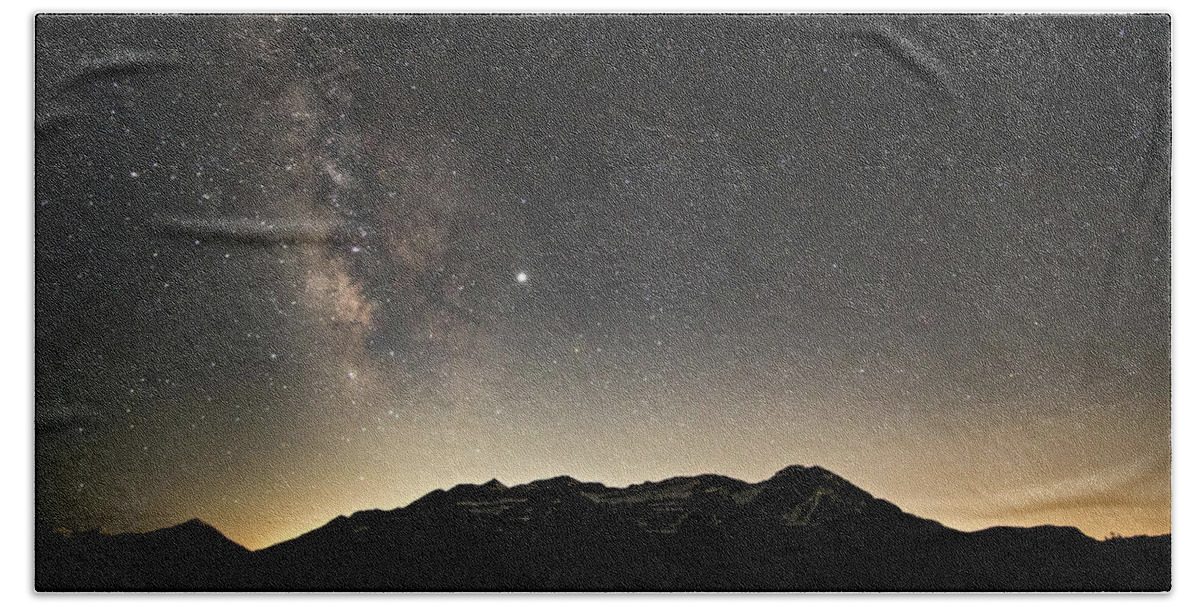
135, 389, 1170, 552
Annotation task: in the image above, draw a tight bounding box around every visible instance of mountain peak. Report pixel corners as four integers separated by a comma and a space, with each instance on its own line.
178, 517, 215, 530
149, 518, 220, 536
144, 518, 246, 550
517, 475, 582, 489
767, 464, 838, 483
446, 478, 509, 494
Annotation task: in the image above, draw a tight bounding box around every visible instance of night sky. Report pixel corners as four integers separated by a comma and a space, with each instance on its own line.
35, 14, 1170, 550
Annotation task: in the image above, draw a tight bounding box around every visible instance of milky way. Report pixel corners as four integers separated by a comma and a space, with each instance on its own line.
35, 14, 1170, 549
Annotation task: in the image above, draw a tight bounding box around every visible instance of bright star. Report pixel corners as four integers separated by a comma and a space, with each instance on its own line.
516, 271, 529, 284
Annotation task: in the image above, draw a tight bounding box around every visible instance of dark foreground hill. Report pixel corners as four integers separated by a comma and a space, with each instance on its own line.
36, 465, 1170, 591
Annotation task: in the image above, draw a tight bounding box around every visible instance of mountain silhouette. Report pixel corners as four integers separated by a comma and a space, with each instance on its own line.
36, 465, 1170, 591
36, 518, 253, 591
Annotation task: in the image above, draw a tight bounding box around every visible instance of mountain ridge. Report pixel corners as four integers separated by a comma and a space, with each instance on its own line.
36, 464, 1171, 592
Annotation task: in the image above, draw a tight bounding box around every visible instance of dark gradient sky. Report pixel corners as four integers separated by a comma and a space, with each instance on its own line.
35, 14, 1169, 550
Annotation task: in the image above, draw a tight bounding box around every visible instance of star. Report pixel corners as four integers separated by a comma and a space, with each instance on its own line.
515, 271, 529, 284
